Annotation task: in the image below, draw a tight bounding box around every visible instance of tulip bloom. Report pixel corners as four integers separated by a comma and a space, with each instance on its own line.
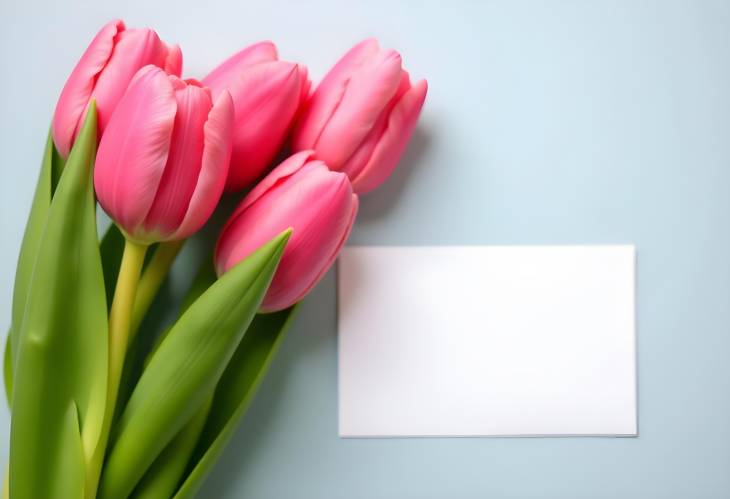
292, 39, 427, 194
203, 41, 310, 192
95, 66, 234, 244
215, 151, 357, 312
52, 19, 182, 158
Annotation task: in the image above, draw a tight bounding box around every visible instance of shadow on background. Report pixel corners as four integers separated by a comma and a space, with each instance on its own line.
357, 127, 433, 222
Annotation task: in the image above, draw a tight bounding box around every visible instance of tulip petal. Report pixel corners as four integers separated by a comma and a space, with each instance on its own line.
312, 49, 404, 169
170, 90, 234, 240
95, 66, 177, 236
215, 163, 355, 311
351, 79, 428, 193
292, 38, 380, 151
218, 62, 305, 191
90, 28, 171, 132
143, 82, 212, 238
164, 44, 183, 77
260, 170, 355, 311
262, 192, 358, 311
225, 150, 315, 224
52, 19, 123, 157
298, 65, 311, 106
339, 70, 412, 182
215, 162, 330, 273
202, 41, 278, 96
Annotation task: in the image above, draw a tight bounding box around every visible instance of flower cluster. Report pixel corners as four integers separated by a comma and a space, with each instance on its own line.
56, 19, 427, 313
7, 18, 426, 499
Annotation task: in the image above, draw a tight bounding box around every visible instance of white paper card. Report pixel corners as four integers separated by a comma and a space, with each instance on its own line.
338, 246, 637, 437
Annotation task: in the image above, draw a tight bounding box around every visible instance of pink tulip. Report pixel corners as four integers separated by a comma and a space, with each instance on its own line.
52, 19, 182, 158
215, 151, 358, 312
94, 66, 234, 244
292, 38, 427, 194
203, 41, 310, 192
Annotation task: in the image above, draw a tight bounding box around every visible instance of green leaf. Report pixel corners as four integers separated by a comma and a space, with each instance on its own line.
4, 334, 12, 406
5, 132, 64, 402
126, 263, 218, 499
99, 230, 291, 499
173, 305, 299, 499
9, 104, 108, 499
52, 402, 86, 499
131, 265, 298, 499
131, 397, 212, 499
142, 261, 217, 364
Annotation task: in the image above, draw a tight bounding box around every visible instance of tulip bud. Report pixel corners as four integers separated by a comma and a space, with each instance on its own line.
215, 151, 358, 312
292, 38, 427, 194
94, 66, 234, 244
203, 42, 310, 192
52, 19, 182, 158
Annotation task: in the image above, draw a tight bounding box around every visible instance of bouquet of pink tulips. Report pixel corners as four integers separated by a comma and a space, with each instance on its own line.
4, 20, 426, 499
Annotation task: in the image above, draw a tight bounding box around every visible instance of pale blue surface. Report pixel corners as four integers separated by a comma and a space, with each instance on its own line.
2, 1, 730, 497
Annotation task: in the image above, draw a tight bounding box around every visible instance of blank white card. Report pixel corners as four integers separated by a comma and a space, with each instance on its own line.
338, 246, 637, 437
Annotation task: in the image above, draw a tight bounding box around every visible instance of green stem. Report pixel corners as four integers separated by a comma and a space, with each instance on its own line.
130, 239, 185, 337
108, 239, 147, 423
87, 237, 147, 498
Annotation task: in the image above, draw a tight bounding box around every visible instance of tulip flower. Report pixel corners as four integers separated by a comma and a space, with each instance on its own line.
292, 38, 427, 194
92, 66, 233, 485
215, 151, 358, 312
95, 65, 234, 244
203, 41, 310, 192
52, 19, 182, 158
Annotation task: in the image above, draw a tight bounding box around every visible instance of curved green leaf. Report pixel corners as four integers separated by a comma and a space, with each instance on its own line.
5, 132, 64, 403
173, 305, 299, 499
99, 230, 291, 499
4, 334, 12, 406
9, 104, 108, 499
128, 263, 218, 499
53, 402, 86, 499
131, 396, 212, 499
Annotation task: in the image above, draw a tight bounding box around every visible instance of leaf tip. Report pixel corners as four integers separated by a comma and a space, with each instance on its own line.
269, 228, 292, 261
77, 100, 98, 146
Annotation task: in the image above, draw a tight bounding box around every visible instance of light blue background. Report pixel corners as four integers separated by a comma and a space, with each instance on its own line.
2, 1, 730, 497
